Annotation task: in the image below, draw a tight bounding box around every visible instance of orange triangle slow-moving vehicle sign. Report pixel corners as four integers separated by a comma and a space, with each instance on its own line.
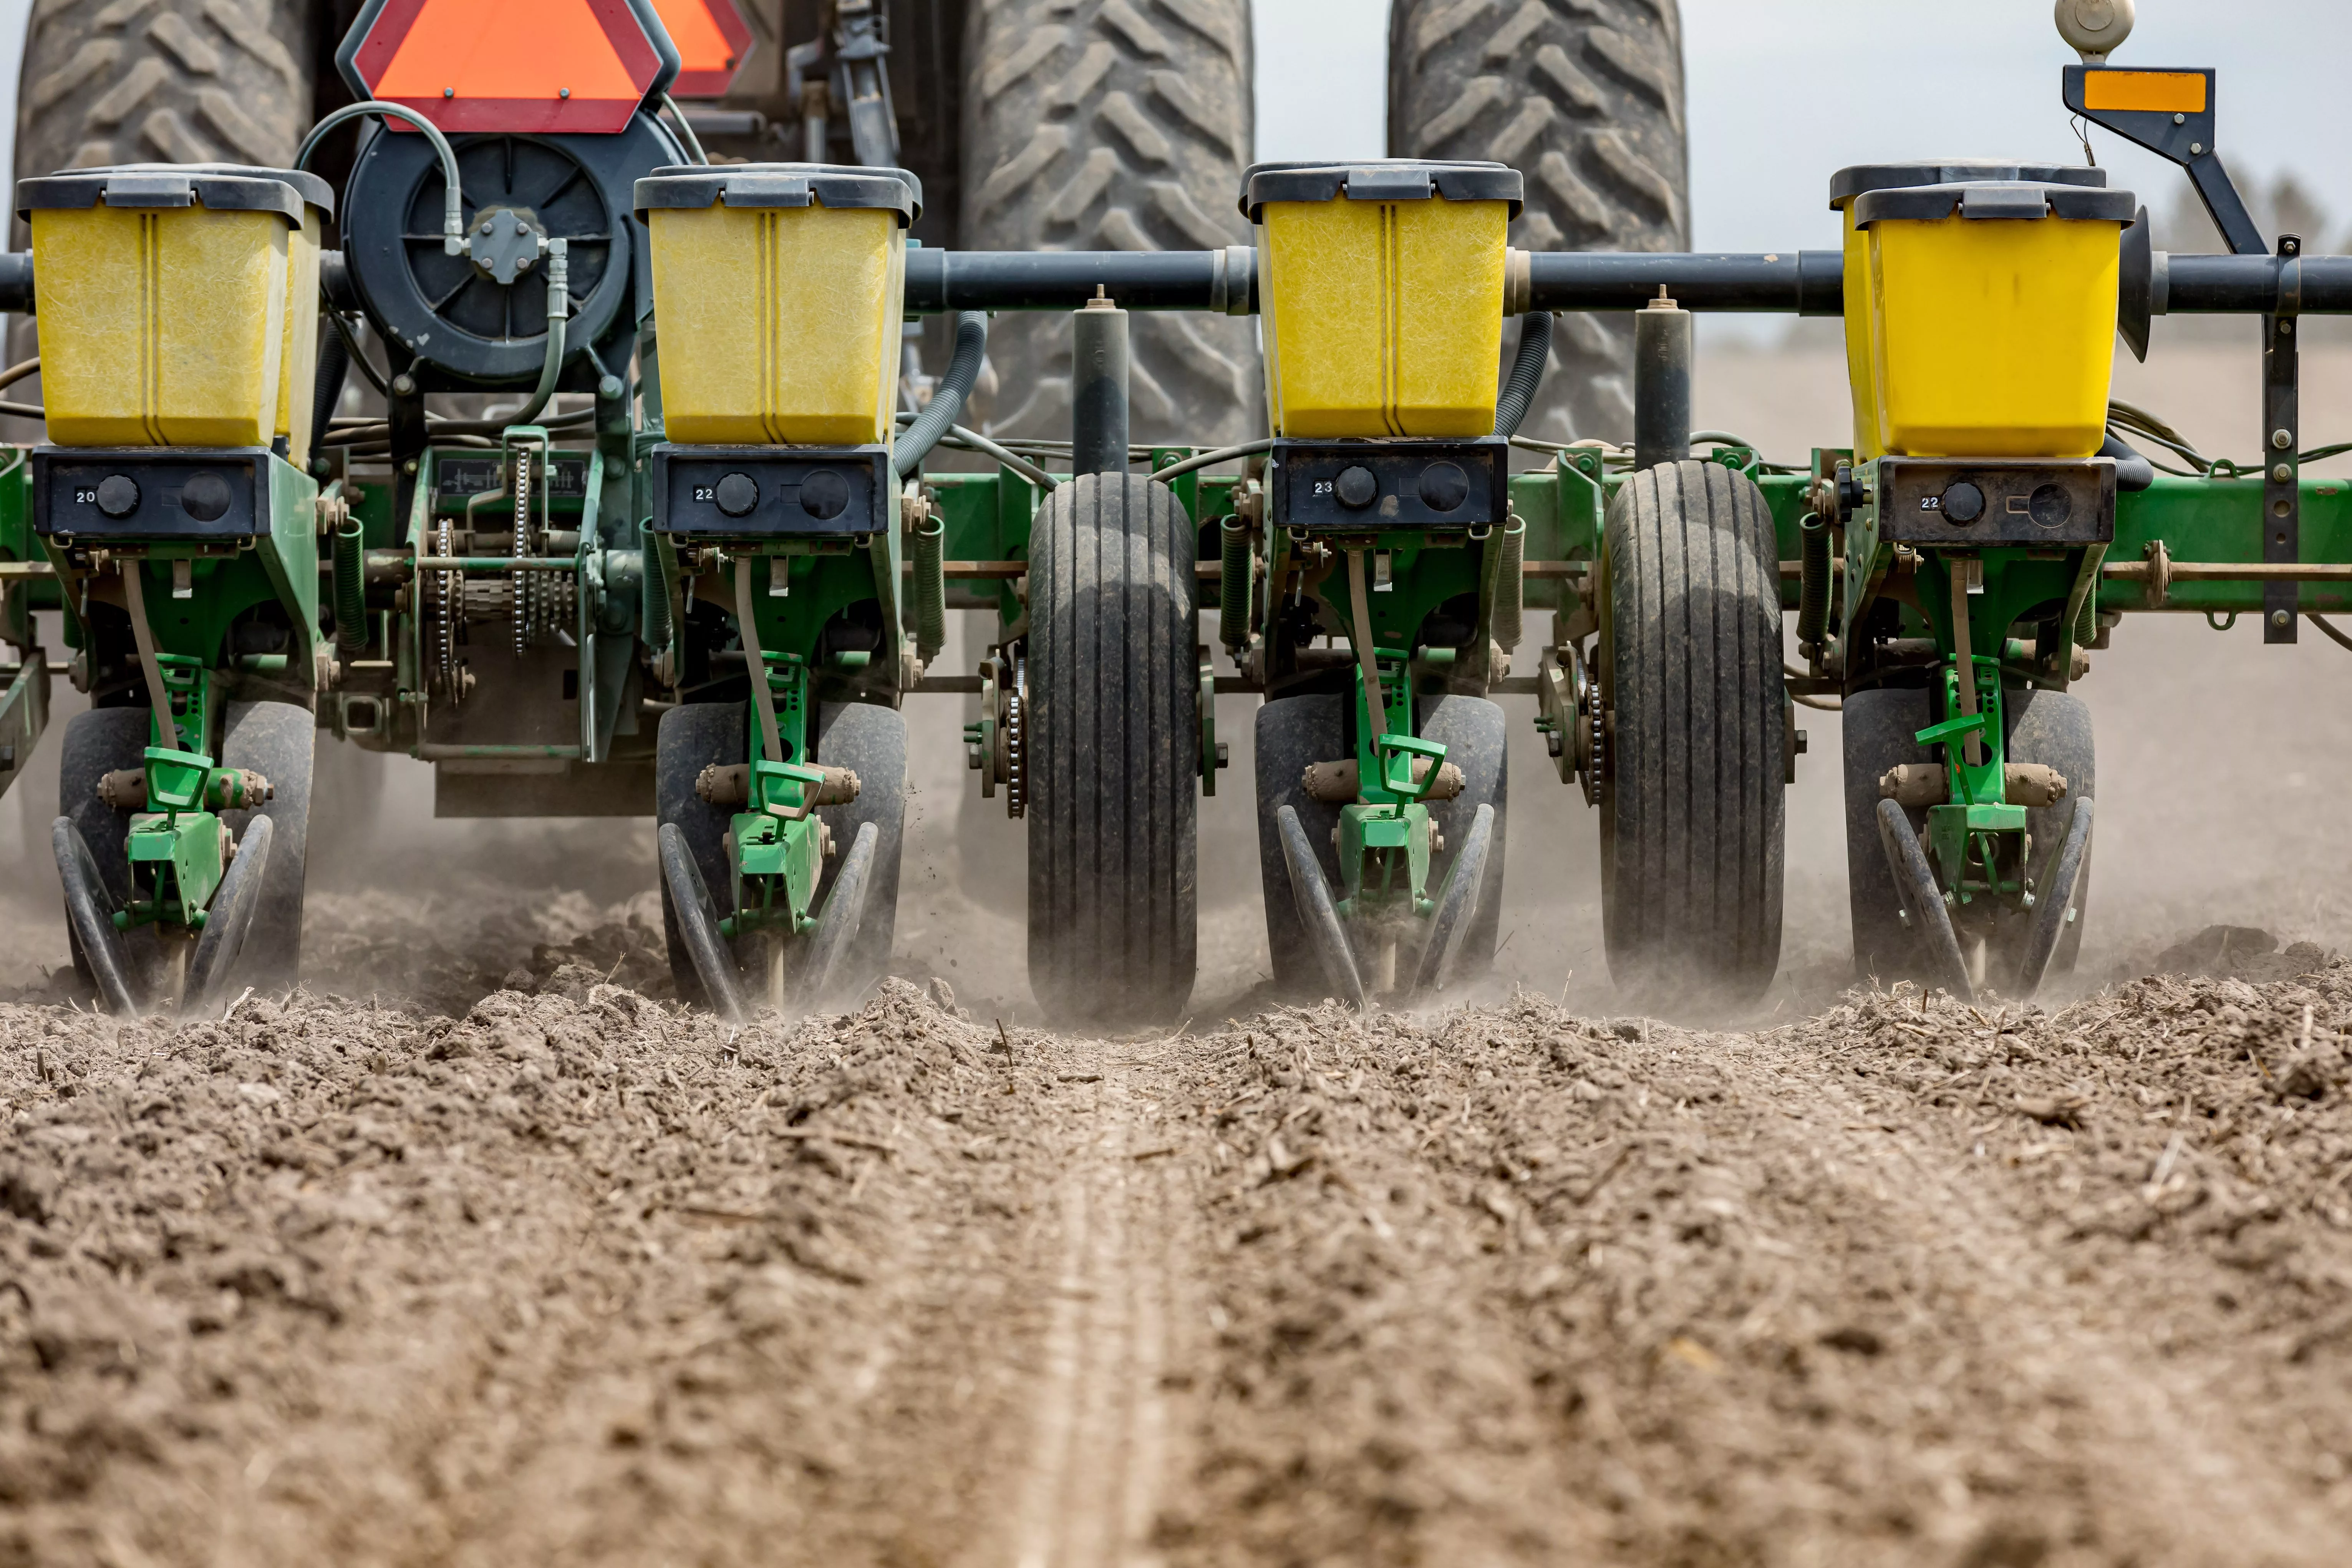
336, 0, 683, 135
646, 0, 751, 98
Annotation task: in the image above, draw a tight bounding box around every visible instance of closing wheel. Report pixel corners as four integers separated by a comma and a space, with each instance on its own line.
1026, 472, 1198, 1025
1419, 694, 1508, 982
57, 706, 159, 999
1876, 797, 1974, 1003
53, 817, 142, 1016
656, 702, 749, 1011
2008, 686, 2094, 976
185, 814, 273, 1014
814, 701, 907, 1003
1253, 694, 1346, 997
797, 822, 879, 1010
2014, 796, 2093, 999
1276, 804, 1367, 1011
218, 701, 313, 991
660, 821, 748, 1022
1601, 460, 1785, 1002
1407, 802, 1495, 1003
1842, 686, 1935, 981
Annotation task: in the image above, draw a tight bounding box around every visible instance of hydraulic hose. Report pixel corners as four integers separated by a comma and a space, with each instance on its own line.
1218, 515, 1251, 653
297, 101, 466, 257
508, 241, 570, 428
911, 511, 946, 664
333, 515, 367, 661
893, 311, 988, 479
1490, 515, 1525, 651
308, 318, 349, 453
1493, 310, 1553, 439
1796, 510, 1832, 655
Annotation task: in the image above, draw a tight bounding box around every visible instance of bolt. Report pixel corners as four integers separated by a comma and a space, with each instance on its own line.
2275, 464, 2295, 484
391, 373, 417, 397
443, 86, 454, 98
403, 458, 419, 474
2022, 892, 2036, 910
598, 375, 625, 400
2275, 429, 2294, 449
2273, 609, 2292, 628
2190, 142, 2204, 155
2173, 112, 2186, 125
559, 87, 571, 100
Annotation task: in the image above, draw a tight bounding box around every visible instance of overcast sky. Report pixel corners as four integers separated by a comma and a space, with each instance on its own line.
1254, 0, 2352, 252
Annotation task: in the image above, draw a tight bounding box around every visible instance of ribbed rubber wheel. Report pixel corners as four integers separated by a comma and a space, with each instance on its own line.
1026, 472, 1198, 1024
813, 701, 907, 1004
2007, 686, 2094, 976
1253, 693, 1345, 998
13, 0, 315, 194
1388, 0, 1688, 444
960, 0, 1260, 445
1600, 459, 1784, 1001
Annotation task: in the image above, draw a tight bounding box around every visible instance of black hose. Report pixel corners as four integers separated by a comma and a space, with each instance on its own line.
1796, 511, 1832, 654
309, 317, 349, 454
2099, 431, 2155, 492
1493, 312, 1552, 439
893, 312, 988, 479
1218, 516, 1251, 652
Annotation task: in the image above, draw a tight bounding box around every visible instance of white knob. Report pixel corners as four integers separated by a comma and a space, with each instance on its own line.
2055, 0, 2135, 62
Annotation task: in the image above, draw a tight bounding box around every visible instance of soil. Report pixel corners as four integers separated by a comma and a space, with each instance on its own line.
5, 347, 2352, 1562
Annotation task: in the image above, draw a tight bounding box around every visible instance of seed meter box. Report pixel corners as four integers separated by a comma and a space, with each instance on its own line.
1853, 179, 2136, 460
1828, 162, 2110, 461
635, 164, 918, 448
22, 166, 334, 454
649, 444, 893, 539
32, 449, 278, 541
1874, 456, 2117, 547
1268, 437, 1509, 534
1244, 161, 1522, 441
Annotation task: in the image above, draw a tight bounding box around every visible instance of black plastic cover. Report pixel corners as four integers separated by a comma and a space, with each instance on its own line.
651, 444, 894, 540
1241, 160, 1523, 221
1269, 437, 1510, 532
1829, 160, 2107, 211
33, 449, 269, 540
1876, 457, 2116, 547
1852, 181, 2137, 227
635, 162, 921, 225
18, 165, 320, 224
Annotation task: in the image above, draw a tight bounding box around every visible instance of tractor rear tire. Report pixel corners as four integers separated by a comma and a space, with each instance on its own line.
1600, 460, 1784, 1002
1026, 472, 1198, 1023
1388, 0, 1688, 446
657, 701, 747, 1011
813, 700, 908, 1003
960, 0, 1260, 446
218, 699, 314, 992
1842, 685, 1935, 983
1253, 692, 1346, 999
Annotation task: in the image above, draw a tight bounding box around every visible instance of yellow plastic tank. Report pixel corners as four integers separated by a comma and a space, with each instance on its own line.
1854, 180, 2135, 459
1243, 161, 1522, 439
23, 165, 330, 452
635, 164, 919, 447
1828, 162, 2110, 459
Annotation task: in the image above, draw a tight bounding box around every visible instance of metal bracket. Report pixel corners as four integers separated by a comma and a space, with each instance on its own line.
2265, 234, 2302, 643
2062, 67, 2265, 257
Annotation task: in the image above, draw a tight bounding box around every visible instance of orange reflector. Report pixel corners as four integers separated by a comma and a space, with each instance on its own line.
649, 0, 751, 97
2082, 70, 2208, 115
343, 0, 677, 134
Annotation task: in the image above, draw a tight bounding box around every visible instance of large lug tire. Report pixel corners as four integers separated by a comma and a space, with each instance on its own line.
1026, 472, 1198, 1024
2007, 686, 2094, 976
1253, 693, 1346, 998
1419, 694, 1508, 982
656, 701, 748, 1011
218, 699, 313, 992
813, 701, 908, 1004
1388, 0, 1688, 446
56, 706, 162, 996
960, 0, 1260, 446
1841, 685, 1935, 983
1600, 460, 1784, 1001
